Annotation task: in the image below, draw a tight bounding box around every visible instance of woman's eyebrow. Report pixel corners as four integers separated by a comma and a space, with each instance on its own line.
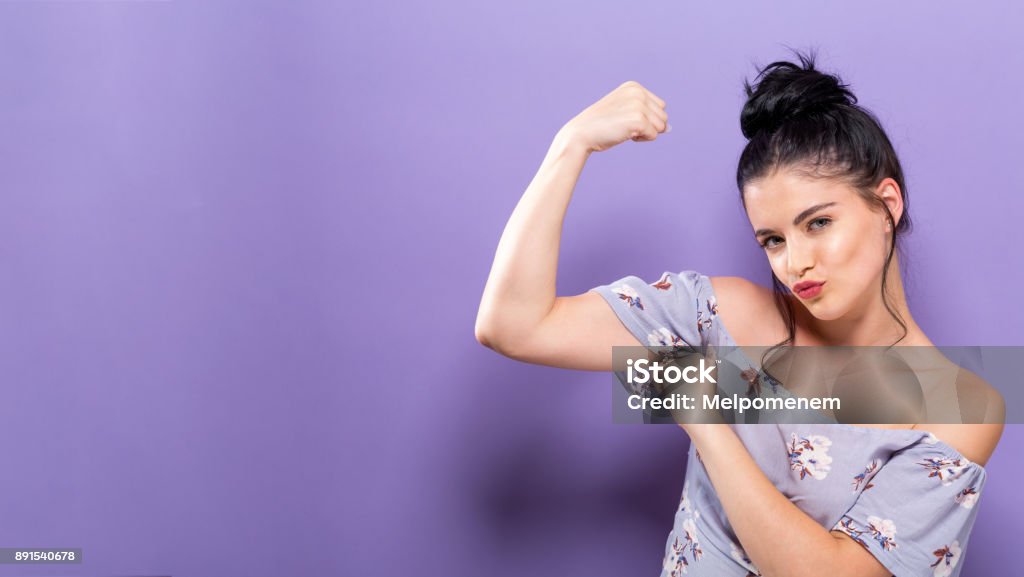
754, 202, 838, 237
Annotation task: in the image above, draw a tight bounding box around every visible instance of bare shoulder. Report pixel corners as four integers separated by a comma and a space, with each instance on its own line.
917, 368, 1005, 467
707, 275, 787, 346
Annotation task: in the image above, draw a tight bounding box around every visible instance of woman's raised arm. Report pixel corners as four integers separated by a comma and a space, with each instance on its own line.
474, 81, 669, 371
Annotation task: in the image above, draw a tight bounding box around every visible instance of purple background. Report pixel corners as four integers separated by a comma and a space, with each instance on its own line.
1, 1, 1021, 576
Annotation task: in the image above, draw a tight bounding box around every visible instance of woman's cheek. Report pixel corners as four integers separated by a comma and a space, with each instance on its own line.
827, 224, 874, 271
768, 252, 787, 282
834, 231, 886, 297
823, 226, 856, 262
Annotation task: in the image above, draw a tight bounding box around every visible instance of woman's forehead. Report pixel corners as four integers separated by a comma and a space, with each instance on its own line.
745, 171, 854, 216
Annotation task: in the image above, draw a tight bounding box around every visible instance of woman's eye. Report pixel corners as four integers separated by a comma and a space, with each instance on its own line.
809, 217, 832, 230
760, 218, 830, 249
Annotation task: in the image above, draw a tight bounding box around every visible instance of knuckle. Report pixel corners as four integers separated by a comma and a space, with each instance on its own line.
622, 82, 644, 97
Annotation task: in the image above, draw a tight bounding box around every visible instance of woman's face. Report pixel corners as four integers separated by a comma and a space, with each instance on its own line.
743, 168, 901, 321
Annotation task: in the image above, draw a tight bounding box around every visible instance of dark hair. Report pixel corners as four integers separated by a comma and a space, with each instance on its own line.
735, 48, 913, 374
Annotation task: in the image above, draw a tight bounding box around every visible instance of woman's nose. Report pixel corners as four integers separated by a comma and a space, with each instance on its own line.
787, 241, 815, 279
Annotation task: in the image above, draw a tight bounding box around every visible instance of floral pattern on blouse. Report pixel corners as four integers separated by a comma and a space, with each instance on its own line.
852, 460, 879, 492
787, 433, 833, 480
930, 541, 962, 577
611, 284, 644, 310
866, 516, 899, 551
663, 535, 690, 577
681, 518, 703, 562
653, 272, 674, 291
664, 482, 703, 575
954, 487, 980, 509
836, 516, 870, 550
696, 292, 719, 346
648, 327, 687, 350
836, 515, 898, 552
677, 483, 692, 514
918, 457, 973, 486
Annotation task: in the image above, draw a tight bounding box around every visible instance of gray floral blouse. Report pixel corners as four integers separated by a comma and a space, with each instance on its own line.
590, 270, 987, 577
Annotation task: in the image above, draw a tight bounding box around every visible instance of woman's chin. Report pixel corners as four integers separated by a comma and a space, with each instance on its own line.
801, 300, 845, 322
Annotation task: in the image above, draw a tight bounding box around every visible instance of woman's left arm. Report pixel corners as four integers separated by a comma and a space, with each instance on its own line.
685, 424, 895, 577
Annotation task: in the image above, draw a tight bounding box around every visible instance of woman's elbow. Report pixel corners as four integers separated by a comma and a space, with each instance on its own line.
474, 319, 496, 350
474, 314, 532, 359
474, 313, 511, 354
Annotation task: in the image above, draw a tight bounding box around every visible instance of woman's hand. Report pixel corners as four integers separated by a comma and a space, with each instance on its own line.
559, 80, 670, 153
671, 381, 728, 433
651, 352, 727, 431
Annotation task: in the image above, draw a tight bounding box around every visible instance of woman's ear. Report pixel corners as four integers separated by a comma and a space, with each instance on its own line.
875, 178, 903, 229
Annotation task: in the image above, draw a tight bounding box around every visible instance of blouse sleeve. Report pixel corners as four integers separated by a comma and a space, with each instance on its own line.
588, 270, 723, 351
830, 436, 988, 577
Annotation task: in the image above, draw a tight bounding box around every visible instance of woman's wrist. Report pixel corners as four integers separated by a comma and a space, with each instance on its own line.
681, 423, 729, 445
553, 123, 594, 158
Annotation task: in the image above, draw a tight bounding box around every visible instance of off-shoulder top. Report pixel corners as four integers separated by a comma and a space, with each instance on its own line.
590, 270, 987, 577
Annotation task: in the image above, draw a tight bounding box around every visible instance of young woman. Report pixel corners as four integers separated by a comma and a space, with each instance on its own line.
474, 50, 1004, 577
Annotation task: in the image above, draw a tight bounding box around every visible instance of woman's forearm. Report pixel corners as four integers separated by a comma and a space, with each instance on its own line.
474, 129, 591, 349
686, 425, 847, 577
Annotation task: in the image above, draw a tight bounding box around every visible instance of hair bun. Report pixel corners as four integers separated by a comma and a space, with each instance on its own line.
740, 51, 857, 140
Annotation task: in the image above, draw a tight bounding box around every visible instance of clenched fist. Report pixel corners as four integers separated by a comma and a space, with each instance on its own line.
560, 80, 671, 153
